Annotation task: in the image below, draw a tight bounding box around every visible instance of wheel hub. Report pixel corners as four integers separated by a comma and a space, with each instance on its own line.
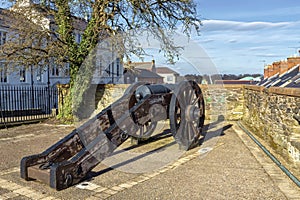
185, 105, 201, 122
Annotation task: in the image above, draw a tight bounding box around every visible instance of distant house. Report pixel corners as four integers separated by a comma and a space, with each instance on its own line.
126, 60, 156, 72
259, 56, 300, 88
133, 69, 163, 84
260, 65, 300, 88
124, 60, 163, 84
239, 76, 261, 82
156, 67, 179, 84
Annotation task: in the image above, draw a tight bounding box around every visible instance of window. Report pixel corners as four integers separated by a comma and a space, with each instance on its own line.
36, 67, 43, 82
0, 31, 7, 45
61, 63, 69, 77
111, 62, 114, 77
52, 66, 59, 76
20, 68, 26, 82
64, 68, 70, 77
167, 76, 173, 81
0, 64, 7, 83
108, 63, 111, 76
98, 58, 103, 76
116, 58, 120, 76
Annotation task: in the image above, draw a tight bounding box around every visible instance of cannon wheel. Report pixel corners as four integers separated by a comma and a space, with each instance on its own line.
169, 81, 205, 150
125, 82, 157, 144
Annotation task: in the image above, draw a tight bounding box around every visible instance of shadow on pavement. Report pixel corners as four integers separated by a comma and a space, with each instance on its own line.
86, 116, 232, 180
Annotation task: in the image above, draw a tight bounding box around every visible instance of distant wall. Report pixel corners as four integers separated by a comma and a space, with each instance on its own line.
243, 85, 300, 163
200, 85, 244, 121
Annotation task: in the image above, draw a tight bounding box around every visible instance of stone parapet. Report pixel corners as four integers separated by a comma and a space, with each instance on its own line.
243, 86, 300, 165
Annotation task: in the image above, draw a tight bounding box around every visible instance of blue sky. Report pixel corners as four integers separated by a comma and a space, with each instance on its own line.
190, 0, 300, 75
2, 1, 300, 75
133, 0, 300, 75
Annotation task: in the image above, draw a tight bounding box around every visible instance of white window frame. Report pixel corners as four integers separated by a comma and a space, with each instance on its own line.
0, 63, 7, 83
20, 67, 26, 83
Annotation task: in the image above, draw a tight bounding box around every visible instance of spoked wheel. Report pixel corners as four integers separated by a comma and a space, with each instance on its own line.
125, 82, 157, 144
169, 81, 205, 150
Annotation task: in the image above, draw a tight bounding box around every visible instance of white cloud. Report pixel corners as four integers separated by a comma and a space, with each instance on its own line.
200, 20, 298, 32
228, 39, 237, 43
191, 19, 300, 74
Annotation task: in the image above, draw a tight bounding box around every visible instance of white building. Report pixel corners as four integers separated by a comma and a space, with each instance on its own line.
0, 1, 124, 87
156, 67, 179, 84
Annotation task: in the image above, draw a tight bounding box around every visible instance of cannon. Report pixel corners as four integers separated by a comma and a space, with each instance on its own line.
20, 81, 205, 190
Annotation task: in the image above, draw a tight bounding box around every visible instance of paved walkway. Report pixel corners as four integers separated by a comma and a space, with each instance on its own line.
0, 120, 299, 199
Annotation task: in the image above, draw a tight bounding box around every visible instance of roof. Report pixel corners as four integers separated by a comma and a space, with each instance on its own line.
240, 76, 261, 82
6, 2, 87, 31
137, 69, 162, 78
259, 65, 300, 88
156, 67, 179, 75
271, 65, 300, 87
280, 73, 300, 88
259, 73, 279, 87
125, 61, 154, 71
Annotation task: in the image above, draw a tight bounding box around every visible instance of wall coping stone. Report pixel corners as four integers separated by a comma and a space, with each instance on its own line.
200, 84, 244, 89
268, 87, 300, 97
243, 85, 265, 92
244, 85, 300, 97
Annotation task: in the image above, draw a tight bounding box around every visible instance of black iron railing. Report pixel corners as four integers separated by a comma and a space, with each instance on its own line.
0, 85, 58, 127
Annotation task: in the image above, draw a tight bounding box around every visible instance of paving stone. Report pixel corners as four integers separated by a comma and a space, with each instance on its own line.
93, 192, 111, 199
103, 189, 118, 195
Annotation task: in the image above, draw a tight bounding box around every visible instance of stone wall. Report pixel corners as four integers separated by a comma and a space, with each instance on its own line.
93, 84, 244, 121
243, 85, 300, 163
200, 85, 244, 121
94, 84, 128, 113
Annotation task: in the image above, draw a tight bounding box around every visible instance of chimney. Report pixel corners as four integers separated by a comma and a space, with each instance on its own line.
287, 56, 300, 70
279, 60, 288, 75
272, 61, 280, 75
268, 64, 274, 77
264, 65, 270, 79
151, 59, 156, 73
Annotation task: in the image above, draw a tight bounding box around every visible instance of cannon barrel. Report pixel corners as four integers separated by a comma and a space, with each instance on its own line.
135, 84, 175, 101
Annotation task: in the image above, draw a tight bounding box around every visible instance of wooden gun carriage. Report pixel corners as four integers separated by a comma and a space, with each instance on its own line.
20, 80, 205, 190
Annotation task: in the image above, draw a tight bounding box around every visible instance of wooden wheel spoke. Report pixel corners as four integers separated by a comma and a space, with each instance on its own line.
188, 88, 195, 104
178, 119, 187, 138
188, 121, 198, 141
191, 96, 200, 106
187, 88, 194, 105
169, 81, 205, 150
